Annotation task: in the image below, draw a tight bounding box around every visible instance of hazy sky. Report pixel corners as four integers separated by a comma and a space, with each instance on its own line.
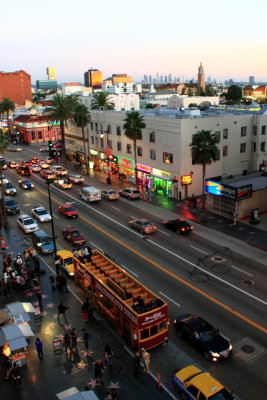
1, 0, 267, 84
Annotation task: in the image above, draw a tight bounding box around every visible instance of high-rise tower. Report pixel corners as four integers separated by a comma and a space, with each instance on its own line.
197, 62, 205, 91
47, 67, 56, 81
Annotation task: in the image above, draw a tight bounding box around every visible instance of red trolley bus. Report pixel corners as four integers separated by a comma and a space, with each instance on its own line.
73, 250, 168, 350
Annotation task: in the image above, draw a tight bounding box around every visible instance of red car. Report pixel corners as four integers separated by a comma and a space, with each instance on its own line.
31, 157, 40, 164
58, 204, 79, 218
62, 227, 86, 246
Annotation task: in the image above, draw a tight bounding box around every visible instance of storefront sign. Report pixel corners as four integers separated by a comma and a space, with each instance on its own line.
136, 163, 152, 173
90, 149, 98, 155
181, 174, 192, 185
118, 156, 134, 170
152, 168, 171, 180
205, 180, 252, 201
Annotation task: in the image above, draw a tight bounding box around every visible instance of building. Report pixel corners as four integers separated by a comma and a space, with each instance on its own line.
62, 82, 83, 95
36, 80, 57, 90
106, 83, 134, 95
252, 85, 267, 100
249, 76, 255, 85
0, 70, 32, 105
112, 74, 132, 85
79, 93, 140, 111
168, 95, 220, 109
47, 67, 56, 81
197, 62, 205, 91
84, 69, 102, 88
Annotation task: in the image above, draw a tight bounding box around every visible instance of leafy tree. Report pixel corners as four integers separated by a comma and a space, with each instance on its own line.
0, 130, 10, 228
73, 104, 91, 174
188, 103, 198, 108
0, 98, 15, 135
45, 94, 78, 159
190, 130, 220, 210
205, 84, 217, 96
188, 88, 193, 97
226, 85, 242, 102
90, 92, 115, 110
123, 111, 146, 185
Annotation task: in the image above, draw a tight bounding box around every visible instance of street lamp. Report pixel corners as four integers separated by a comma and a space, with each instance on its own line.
46, 179, 59, 278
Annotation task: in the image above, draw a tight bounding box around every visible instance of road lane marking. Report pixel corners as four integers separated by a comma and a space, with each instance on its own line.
34, 184, 267, 334
231, 265, 253, 276
90, 242, 103, 252
111, 206, 120, 211
130, 216, 138, 219
121, 264, 139, 277
25, 193, 30, 197
190, 245, 208, 254
159, 291, 181, 307
157, 228, 170, 236
52, 214, 59, 219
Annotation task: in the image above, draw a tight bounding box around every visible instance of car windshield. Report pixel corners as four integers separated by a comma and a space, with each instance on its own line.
5, 183, 13, 188
64, 257, 73, 266
176, 220, 188, 227
40, 237, 52, 245
209, 388, 234, 400
132, 190, 139, 194
6, 200, 16, 206
38, 209, 47, 215
199, 328, 217, 341
71, 231, 80, 237
142, 221, 151, 227
108, 191, 116, 195
24, 218, 35, 225
65, 207, 75, 212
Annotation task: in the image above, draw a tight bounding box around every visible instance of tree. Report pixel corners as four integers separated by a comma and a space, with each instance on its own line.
226, 85, 242, 102
0, 98, 15, 135
73, 104, 91, 174
90, 92, 115, 110
0, 130, 10, 228
45, 94, 78, 160
123, 111, 146, 185
190, 130, 220, 211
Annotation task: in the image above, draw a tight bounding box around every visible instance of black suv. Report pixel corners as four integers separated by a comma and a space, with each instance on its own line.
4, 197, 20, 215
16, 165, 31, 176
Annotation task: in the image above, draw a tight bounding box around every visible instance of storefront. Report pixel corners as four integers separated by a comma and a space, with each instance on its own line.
89, 149, 99, 170
136, 163, 152, 189
118, 156, 135, 182
151, 168, 172, 196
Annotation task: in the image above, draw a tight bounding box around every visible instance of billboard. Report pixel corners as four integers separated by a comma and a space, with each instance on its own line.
205, 180, 252, 201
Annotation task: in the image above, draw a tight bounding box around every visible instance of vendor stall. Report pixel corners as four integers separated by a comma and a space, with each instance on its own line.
5, 301, 36, 324
56, 387, 99, 400
0, 323, 34, 366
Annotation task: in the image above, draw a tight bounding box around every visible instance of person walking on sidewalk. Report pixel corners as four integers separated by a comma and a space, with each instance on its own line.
4, 357, 13, 380
36, 289, 43, 311
57, 301, 69, 323
70, 328, 77, 351
81, 328, 91, 350
133, 352, 141, 377
104, 344, 113, 371
92, 359, 104, 384
12, 363, 22, 386
35, 337, 43, 360
49, 274, 56, 291
141, 348, 151, 373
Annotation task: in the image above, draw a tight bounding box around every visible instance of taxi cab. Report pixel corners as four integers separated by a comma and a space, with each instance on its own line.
56, 250, 74, 277
173, 365, 235, 400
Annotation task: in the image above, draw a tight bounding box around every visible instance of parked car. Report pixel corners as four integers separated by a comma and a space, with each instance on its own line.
58, 204, 79, 218
31, 206, 51, 222
129, 218, 157, 234
68, 174, 84, 184
0, 157, 7, 169
101, 190, 119, 200
0, 175, 9, 185
62, 227, 86, 246
162, 218, 194, 234
54, 178, 72, 190
3, 182, 17, 195
173, 314, 232, 361
119, 188, 140, 200
8, 161, 19, 169
4, 197, 20, 215
18, 179, 34, 190
17, 214, 39, 233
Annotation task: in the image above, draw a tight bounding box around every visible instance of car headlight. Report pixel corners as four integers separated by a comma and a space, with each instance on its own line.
229, 344, 232, 351
37, 243, 41, 247
40, 218, 45, 222
6, 190, 10, 193
69, 272, 74, 276
23, 185, 27, 188
210, 351, 220, 357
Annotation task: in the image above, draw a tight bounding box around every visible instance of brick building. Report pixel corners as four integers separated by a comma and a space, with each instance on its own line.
14, 114, 60, 144
0, 70, 32, 105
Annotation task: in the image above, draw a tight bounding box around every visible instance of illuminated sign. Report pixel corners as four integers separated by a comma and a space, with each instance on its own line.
136, 163, 152, 173
152, 168, 171, 180
90, 149, 98, 155
118, 156, 134, 170
205, 180, 252, 201
181, 174, 192, 185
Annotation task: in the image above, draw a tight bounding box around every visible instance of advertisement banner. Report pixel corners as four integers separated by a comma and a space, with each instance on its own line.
205, 180, 252, 201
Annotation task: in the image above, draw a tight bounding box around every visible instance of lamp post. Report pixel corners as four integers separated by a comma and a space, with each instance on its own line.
46, 179, 59, 278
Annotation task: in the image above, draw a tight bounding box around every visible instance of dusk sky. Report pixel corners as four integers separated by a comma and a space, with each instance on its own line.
1, 0, 267, 84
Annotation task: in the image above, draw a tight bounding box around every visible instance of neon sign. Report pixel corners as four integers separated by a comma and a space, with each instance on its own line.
136, 163, 152, 173
181, 175, 192, 185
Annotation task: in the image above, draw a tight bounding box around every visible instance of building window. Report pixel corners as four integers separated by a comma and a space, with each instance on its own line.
150, 149, 156, 160
108, 140, 112, 148
215, 150, 220, 161
31, 132, 35, 141
149, 131, 155, 142
215, 131, 220, 142
106, 125, 111, 133
137, 147, 143, 156
261, 125, 266, 135
241, 127, 247, 137
253, 141, 256, 152
261, 142, 266, 152
117, 142, 121, 151
90, 122, 93, 130
38, 131, 42, 139
253, 125, 257, 136
116, 126, 121, 136
223, 146, 228, 156
95, 137, 99, 146
223, 129, 228, 139
95, 123, 98, 131
127, 144, 132, 154
240, 143, 246, 153
163, 152, 173, 164
91, 136, 94, 144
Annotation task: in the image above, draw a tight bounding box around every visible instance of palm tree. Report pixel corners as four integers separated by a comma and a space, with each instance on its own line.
73, 104, 91, 174
0, 130, 10, 228
0, 98, 15, 135
123, 111, 146, 185
90, 92, 115, 110
190, 129, 220, 210
45, 94, 78, 160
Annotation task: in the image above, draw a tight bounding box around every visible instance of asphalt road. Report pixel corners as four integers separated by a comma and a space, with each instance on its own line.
3, 147, 267, 400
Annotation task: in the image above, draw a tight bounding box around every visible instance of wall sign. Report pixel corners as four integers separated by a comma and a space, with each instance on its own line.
181, 174, 192, 185
118, 156, 134, 170
205, 180, 252, 201
136, 163, 152, 173
152, 168, 171, 180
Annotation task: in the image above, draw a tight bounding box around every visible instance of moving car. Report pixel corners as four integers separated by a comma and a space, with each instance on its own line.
32, 230, 54, 254
58, 204, 79, 218
8, 161, 19, 169
4, 197, 20, 215
40, 146, 49, 152
129, 218, 157, 234
54, 178, 72, 189
0, 175, 9, 185
17, 214, 39, 233
18, 179, 34, 190
68, 174, 84, 184
50, 165, 68, 176
80, 186, 101, 203
0, 157, 7, 169
43, 156, 54, 164
31, 157, 40, 164
39, 161, 50, 169
31, 207, 51, 222
56, 250, 74, 277
31, 164, 41, 172
162, 218, 193, 234
173, 365, 235, 400
62, 227, 86, 246
16, 165, 31, 176
7, 146, 22, 152
40, 169, 56, 181
3, 182, 17, 195
22, 160, 32, 167
119, 188, 140, 200
173, 314, 232, 361
101, 190, 119, 200
52, 142, 62, 149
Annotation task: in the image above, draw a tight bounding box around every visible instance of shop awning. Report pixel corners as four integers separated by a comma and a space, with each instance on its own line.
0, 325, 28, 351
56, 387, 99, 400
6, 301, 35, 316
18, 323, 35, 337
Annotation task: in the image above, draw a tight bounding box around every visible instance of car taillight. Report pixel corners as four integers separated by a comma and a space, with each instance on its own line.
181, 228, 185, 231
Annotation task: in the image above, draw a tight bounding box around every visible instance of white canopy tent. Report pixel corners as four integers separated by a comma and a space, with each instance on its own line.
56, 387, 99, 400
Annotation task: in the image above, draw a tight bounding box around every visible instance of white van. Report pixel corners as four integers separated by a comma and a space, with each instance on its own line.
81, 186, 101, 203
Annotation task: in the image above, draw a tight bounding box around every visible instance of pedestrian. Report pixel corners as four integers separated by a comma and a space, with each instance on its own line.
232, 210, 237, 226
23, 249, 30, 266
55, 256, 61, 279
70, 328, 77, 350
60, 273, 68, 293
4, 357, 13, 380
57, 301, 69, 323
92, 359, 104, 384
33, 257, 41, 276
133, 352, 141, 377
141, 348, 151, 373
35, 337, 43, 360
193, 196, 197, 208
36, 289, 43, 311
104, 344, 113, 371
49, 274, 56, 291
12, 362, 22, 386
81, 328, 90, 350
111, 388, 120, 400
81, 302, 88, 323
63, 332, 72, 356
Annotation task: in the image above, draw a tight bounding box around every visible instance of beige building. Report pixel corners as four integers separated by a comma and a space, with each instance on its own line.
168, 95, 220, 108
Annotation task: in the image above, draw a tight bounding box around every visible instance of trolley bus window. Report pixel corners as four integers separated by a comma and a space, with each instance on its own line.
141, 328, 149, 339
150, 325, 158, 336
159, 321, 167, 331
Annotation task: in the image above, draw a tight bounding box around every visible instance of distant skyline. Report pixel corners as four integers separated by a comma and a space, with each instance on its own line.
1, 0, 267, 84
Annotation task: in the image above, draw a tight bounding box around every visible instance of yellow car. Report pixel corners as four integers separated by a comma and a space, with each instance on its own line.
173, 365, 235, 400
56, 250, 74, 277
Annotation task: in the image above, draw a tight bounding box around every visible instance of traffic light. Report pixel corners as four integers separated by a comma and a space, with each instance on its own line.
48, 141, 53, 157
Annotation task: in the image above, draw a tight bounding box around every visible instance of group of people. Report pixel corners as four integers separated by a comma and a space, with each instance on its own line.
133, 349, 151, 377
73, 246, 93, 264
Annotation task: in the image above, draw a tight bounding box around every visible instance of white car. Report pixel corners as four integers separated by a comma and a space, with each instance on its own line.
43, 157, 54, 164
17, 214, 39, 233
31, 207, 52, 222
50, 165, 68, 176
68, 174, 84, 184
31, 164, 41, 172
40, 146, 49, 152
0, 175, 9, 185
